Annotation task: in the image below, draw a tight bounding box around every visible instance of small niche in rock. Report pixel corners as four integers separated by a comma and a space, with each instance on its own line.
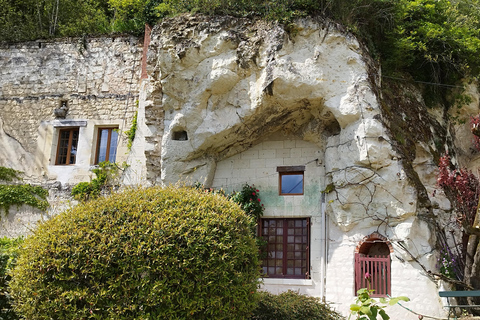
172, 130, 188, 141
324, 118, 341, 136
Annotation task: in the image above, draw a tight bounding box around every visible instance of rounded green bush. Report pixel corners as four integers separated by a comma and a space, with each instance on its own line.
9, 186, 260, 320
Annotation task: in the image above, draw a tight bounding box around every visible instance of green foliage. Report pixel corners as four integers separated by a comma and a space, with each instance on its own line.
0, 166, 49, 214
384, 0, 480, 90
71, 161, 120, 201
0, 185, 49, 214
349, 288, 409, 320
0, 237, 23, 320
124, 108, 138, 151
108, 0, 164, 30
250, 290, 344, 320
230, 184, 265, 220
9, 186, 260, 320
0, 167, 21, 182
0, 0, 112, 42
323, 183, 335, 194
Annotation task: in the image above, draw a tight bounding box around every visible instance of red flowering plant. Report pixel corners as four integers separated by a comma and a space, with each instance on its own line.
230, 184, 265, 220
436, 153, 480, 281
471, 115, 480, 151
437, 154, 480, 228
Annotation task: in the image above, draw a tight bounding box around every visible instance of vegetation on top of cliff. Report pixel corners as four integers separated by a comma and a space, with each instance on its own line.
2, 0, 479, 104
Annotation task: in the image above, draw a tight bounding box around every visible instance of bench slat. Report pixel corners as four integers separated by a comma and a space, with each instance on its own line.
439, 290, 480, 298
444, 305, 480, 308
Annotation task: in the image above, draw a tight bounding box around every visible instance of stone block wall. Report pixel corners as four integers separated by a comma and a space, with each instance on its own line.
0, 36, 142, 183
0, 36, 143, 236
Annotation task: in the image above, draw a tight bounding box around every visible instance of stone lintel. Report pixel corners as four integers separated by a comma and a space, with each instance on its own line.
52, 120, 87, 127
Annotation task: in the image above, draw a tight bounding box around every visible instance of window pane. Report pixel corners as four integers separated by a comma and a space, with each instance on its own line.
109, 130, 118, 162
97, 129, 109, 163
56, 128, 79, 165
96, 128, 119, 164
57, 130, 70, 164
70, 130, 78, 164
281, 174, 303, 194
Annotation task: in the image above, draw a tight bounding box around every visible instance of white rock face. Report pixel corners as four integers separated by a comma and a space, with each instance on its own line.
145, 16, 415, 229
141, 16, 448, 318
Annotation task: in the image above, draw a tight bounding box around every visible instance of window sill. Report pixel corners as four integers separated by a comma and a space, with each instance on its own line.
261, 278, 313, 286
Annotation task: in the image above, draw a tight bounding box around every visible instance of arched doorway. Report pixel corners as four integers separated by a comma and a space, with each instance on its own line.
354, 232, 392, 297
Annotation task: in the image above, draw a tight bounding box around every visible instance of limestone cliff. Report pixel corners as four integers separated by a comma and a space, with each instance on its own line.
137, 16, 480, 317
143, 15, 431, 231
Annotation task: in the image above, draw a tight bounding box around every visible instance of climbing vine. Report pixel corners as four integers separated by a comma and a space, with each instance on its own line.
71, 161, 124, 201
0, 168, 21, 182
124, 108, 138, 151
0, 167, 49, 214
436, 154, 480, 283
437, 154, 479, 229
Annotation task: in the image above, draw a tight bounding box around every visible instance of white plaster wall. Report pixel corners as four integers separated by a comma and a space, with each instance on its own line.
325, 221, 445, 319
213, 132, 445, 319
212, 132, 327, 298
33, 119, 130, 185
122, 80, 149, 186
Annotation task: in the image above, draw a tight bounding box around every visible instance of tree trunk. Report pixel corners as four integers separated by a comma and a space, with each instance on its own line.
464, 207, 480, 314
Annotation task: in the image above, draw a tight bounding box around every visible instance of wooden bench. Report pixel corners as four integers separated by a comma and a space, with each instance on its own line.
439, 290, 480, 319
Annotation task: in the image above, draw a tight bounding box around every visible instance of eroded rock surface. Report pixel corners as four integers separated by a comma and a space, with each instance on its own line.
144, 15, 418, 231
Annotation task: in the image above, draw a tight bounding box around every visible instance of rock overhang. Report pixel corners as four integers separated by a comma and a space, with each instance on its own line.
143, 14, 417, 230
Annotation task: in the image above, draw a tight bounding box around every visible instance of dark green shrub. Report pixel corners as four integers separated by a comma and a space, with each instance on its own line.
9, 186, 260, 320
0, 237, 23, 320
250, 290, 344, 320
0, 168, 21, 182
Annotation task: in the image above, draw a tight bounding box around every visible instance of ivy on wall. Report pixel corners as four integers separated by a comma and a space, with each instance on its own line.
0, 168, 21, 182
124, 109, 138, 151
0, 167, 49, 214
